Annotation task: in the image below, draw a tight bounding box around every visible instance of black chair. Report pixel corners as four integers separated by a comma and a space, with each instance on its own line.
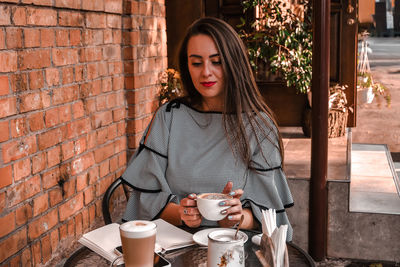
102, 177, 131, 225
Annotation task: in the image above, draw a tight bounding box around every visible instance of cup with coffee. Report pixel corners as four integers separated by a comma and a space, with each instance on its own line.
207, 229, 245, 267
119, 220, 157, 267
196, 193, 233, 221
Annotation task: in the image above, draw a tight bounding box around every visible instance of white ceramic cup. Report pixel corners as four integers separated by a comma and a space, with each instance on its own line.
196, 193, 233, 221
207, 229, 245, 267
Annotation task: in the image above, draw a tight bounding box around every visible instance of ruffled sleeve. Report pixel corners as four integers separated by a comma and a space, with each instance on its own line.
121, 104, 177, 221
242, 129, 294, 241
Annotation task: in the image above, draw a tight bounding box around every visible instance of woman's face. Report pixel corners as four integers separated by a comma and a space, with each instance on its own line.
187, 34, 225, 110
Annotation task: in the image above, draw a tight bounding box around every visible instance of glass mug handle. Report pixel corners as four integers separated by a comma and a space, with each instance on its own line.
109, 254, 124, 267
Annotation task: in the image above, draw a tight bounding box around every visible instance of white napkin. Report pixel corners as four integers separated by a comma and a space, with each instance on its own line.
272, 225, 288, 267
261, 209, 277, 237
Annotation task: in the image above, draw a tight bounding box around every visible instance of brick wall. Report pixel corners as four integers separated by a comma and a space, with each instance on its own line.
0, 0, 167, 265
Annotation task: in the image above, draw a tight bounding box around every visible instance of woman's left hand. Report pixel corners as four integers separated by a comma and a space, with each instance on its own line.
218, 181, 244, 228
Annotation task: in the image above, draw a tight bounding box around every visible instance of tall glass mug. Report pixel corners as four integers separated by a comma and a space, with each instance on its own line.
119, 220, 157, 267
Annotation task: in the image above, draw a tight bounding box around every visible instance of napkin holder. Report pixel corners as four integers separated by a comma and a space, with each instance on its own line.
255, 234, 289, 267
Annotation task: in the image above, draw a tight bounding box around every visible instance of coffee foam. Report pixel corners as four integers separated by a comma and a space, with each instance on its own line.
120, 220, 156, 238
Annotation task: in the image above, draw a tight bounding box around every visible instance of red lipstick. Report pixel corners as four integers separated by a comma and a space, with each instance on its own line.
201, 82, 216, 87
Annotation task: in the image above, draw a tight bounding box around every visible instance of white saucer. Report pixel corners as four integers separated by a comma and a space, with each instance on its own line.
192, 228, 248, 247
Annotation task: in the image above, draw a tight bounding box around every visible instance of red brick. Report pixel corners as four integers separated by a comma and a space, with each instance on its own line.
81, 208, 89, 229
10, 117, 27, 138
0, 228, 27, 263
75, 65, 84, 81
83, 186, 94, 205
24, 28, 40, 48
10, 175, 41, 207
28, 112, 44, 132
0, 5, 11, 25
47, 146, 61, 167
106, 14, 121, 28
59, 11, 83, 27
28, 70, 44, 90
13, 157, 31, 181
0, 212, 15, 238
10, 253, 22, 266
52, 85, 79, 105
45, 108, 59, 128
112, 29, 121, 44
72, 100, 85, 119
28, 208, 58, 239
0, 51, 18, 72
110, 156, 118, 172
0, 97, 16, 118
59, 105, 71, 123
40, 29, 54, 47
82, 29, 104, 46
49, 228, 59, 253
32, 152, 46, 174
117, 121, 126, 136
48, 188, 63, 207
96, 127, 108, 145
0, 121, 9, 142
104, 28, 112, 43
70, 29, 81, 46
59, 224, 67, 240
94, 143, 114, 163
59, 192, 83, 222
0, 29, 4, 49
19, 50, 51, 70
38, 128, 62, 150
21, 247, 32, 267
87, 132, 96, 150
92, 110, 113, 129
75, 212, 83, 236
112, 76, 124, 90
2, 136, 37, 163
33, 193, 49, 216
45, 68, 59, 86
0, 192, 5, 213
79, 47, 102, 62
63, 178, 75, 198
22, 0, 53, 5
52, 48, 79, 66
88, 204, 95, 225
12, 6, 27, 26
66, 117, 91, 139
0, 165, 12, 189
10, 73, 28, 92
105, 0, 122, 13
16, 203, 33, 226
6, 28, 23, 49
55, 0, 81, 9
112, 107, 125, 122
27, 7, 57, 26
61, 141, 74, 160
31, 240, 41, 266
86, 12, 106, 29
41, 234, 52, 263
99, 159, 109, 178
74, 137, 86, 154
96, 95, 106, 111
19, 92, 43, 113
61, 67, 74, 84
80, 80, 101, 98
0, 75, 9, 96
56, 29, 69, 47
82, 0, 104, 11
67, 217, 74, 237
70, 152, 94, 175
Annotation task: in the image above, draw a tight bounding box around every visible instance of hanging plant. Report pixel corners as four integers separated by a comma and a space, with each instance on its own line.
239, 0, 312, 94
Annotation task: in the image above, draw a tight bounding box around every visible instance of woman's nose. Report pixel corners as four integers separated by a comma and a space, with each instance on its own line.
201, 62, 211, 76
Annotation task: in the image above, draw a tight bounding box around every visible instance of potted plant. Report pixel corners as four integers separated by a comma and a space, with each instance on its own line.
158, 68, 184, 105
303, 84, 352, 138
239, 0, 312, 94
238, 0, 312, 127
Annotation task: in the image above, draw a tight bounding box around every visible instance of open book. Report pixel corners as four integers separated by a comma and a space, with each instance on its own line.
78, 219, 195, 262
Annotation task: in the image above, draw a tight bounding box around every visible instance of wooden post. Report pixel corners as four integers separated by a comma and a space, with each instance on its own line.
309, 0, 330, 261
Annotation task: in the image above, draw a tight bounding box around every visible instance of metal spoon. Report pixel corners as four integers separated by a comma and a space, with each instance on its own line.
234, 214, 245, 240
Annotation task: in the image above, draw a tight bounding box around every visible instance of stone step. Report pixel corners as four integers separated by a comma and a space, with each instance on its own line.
350, 143, 400, 215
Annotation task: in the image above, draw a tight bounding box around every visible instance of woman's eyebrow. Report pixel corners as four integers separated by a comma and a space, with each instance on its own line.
188, 53, 220, 59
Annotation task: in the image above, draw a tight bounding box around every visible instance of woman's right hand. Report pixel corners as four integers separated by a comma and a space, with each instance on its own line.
179, 194, 202, 228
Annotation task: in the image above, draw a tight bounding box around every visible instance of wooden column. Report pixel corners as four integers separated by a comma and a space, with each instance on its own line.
309, 0, 330, 261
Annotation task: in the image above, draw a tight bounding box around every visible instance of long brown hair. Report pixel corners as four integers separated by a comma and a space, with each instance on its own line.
178, 17, 284, 168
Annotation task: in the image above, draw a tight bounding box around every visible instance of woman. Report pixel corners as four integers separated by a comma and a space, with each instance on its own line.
121, 17, 294, 240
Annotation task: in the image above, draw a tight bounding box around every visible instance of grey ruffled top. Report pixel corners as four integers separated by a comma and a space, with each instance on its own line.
121, 101, 294, 240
